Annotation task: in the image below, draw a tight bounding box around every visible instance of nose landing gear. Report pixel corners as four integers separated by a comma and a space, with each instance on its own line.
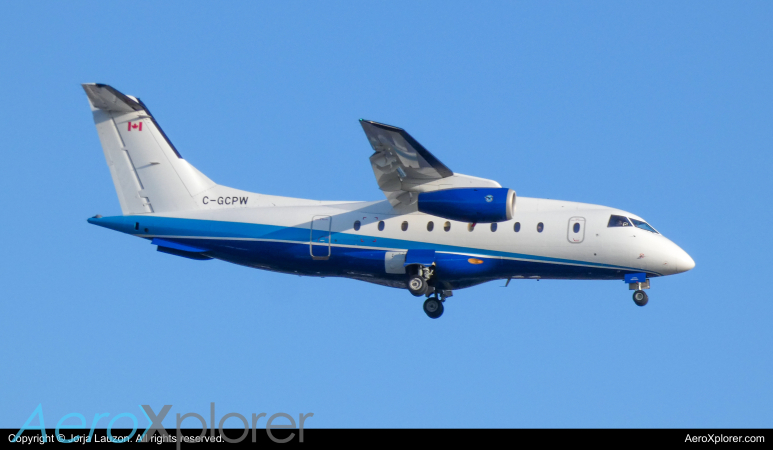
627, 277, 650, 307
632, 289, 649, 307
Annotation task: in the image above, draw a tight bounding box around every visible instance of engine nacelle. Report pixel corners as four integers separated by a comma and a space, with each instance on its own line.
417, 187, 516, 223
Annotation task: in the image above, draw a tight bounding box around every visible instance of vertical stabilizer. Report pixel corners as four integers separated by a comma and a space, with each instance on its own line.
83, 83, 216, 215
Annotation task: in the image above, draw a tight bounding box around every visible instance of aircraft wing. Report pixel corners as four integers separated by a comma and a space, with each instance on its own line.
359, 120, 501, 206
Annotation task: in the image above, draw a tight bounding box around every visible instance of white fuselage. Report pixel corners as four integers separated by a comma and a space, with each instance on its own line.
155, 195, 694, 280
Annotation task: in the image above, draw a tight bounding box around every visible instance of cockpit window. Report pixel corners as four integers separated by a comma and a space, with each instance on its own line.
631, 218, 659, 234
608, 215, 632, 227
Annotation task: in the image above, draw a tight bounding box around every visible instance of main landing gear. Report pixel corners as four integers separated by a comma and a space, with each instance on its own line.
406, 264, 451, 319
408, 275, 428, 297
422, 290, 452, 319
423, 297, 444, 319
407, 264, 434, 297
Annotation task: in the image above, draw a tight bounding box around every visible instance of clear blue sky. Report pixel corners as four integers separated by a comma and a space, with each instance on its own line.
1, 1, 771, 428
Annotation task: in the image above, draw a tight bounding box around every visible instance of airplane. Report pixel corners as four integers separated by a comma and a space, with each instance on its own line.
82, 83, 695, 319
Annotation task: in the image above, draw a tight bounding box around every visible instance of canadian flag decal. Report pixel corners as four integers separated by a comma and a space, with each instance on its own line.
127, 121, 143, 132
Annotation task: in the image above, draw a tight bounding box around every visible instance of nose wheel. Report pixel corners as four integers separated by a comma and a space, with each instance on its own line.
632, 290, 648, 307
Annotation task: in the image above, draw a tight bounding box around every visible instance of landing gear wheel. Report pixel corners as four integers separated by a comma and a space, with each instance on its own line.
408, 276, 428, 297
423, 298, 444, 319
633, 290, 649, 307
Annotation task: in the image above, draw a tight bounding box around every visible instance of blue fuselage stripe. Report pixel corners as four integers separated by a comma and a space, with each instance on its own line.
90, 215, 661, 277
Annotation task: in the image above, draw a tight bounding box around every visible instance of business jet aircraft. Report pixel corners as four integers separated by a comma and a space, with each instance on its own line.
83, 84, 695, 319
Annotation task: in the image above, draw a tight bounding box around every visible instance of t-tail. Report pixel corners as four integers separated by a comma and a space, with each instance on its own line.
83, 83, 252, 215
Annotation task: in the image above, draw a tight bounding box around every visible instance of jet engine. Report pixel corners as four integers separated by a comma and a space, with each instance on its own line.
417, 187, 516, 223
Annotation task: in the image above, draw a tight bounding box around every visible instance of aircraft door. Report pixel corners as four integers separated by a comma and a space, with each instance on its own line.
567, 217, 586, 243
310, 215, 332, 260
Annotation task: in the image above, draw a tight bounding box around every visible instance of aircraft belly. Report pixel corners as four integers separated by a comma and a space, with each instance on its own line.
189, 238, 506, 287
90, 215, 656, 289
154, 235, 640, 286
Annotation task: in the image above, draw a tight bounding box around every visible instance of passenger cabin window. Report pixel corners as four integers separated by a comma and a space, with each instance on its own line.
444, 221, 451, 232
631, 218, 659, 234
514, 222, 521, 232
353, 220, 361, 231
608, 215, 632, 227
401, 221, 408, 231
427, 221, 434, 232
378, 221, 385, 231
537, 222, 544, 233
490, 223, 497, 232
573, 222, 580, 233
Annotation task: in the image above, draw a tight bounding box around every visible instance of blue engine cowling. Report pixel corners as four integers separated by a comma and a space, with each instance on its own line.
417, 187, 516, 223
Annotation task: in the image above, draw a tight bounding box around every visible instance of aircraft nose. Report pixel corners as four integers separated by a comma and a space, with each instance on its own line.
676, 248, 695, 273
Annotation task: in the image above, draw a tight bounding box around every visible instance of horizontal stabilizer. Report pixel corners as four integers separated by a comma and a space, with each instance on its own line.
83, 84, 145, 113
